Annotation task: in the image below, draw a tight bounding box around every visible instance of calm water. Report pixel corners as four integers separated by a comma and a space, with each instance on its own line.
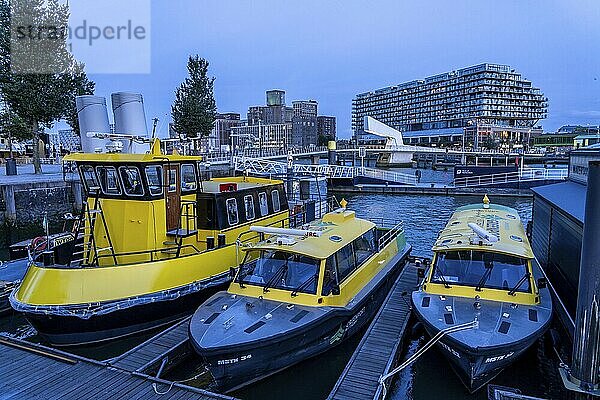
0, 188, 568, 399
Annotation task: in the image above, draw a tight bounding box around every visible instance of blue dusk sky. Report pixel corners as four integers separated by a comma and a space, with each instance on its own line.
85, 0, 600, 138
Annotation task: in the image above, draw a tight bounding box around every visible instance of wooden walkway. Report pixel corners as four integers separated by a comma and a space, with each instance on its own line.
328, 264, 418, 400
110, 316, 191, 375
0, 333, 232, 400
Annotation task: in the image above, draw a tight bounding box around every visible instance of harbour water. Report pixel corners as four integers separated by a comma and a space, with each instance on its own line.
0, 187, 568, 399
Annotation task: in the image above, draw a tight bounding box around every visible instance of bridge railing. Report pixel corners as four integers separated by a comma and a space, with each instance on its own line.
232, 156, 417, 185
453, 168, 569, 188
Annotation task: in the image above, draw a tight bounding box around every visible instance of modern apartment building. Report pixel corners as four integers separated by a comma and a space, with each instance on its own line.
352, 63, 547, 149
317, 116, 336, 143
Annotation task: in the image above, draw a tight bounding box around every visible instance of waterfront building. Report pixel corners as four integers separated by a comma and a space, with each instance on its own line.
231, 123, 292, 150
292, 100, 318, 117
317, 115, 336, 145
248, 90, 294, 125
352, 63, 547, 150
266, 89, 285, 106
532, 132, 577, 151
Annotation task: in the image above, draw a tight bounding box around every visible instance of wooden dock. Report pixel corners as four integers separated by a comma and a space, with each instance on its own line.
110, 316, 191, 375
327, 263, 418, 400
0, 331, 232, 399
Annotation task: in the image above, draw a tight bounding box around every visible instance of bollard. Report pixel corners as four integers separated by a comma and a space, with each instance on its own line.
328, 141, 337, 165
2, 185, 16, 223
560, 160, 600, 396
206, 236, 215, 250
217, 234, 226, 248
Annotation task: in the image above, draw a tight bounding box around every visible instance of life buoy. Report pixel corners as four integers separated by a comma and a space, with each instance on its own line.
30, 236, 48, 253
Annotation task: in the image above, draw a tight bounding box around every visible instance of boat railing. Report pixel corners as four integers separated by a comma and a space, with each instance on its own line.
374, 218, 405, 251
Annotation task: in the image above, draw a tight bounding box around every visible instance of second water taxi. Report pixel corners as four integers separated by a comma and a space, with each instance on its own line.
412, 196, 552, 392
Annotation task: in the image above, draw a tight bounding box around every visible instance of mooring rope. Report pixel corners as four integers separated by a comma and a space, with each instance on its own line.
378, 319, 479, 399
152, 369, 210, 395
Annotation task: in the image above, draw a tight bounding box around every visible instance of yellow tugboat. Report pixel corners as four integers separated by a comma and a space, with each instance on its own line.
412, 196, 552, 392
189, 201, 411, 391
10, 140, 290, 346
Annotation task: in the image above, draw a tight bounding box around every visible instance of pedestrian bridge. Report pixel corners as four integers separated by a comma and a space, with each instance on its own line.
232, 156, 418, 186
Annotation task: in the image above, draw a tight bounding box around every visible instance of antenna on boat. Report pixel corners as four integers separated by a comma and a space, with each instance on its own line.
468, 222, 498, 244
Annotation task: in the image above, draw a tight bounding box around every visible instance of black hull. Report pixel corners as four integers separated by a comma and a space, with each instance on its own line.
194, 263, 403, 392
421, 320, 545, 393
23, 282, 228, 346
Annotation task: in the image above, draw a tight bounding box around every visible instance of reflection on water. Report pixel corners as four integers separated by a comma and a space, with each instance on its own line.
0, 191, 565, 400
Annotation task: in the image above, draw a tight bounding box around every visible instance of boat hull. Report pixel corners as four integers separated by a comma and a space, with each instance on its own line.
420, 318, 545, 392
20, 279, 229, 346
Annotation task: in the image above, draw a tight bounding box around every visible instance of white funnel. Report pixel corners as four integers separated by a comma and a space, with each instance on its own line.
111, 92, 149, 153
76, 95, 110, 153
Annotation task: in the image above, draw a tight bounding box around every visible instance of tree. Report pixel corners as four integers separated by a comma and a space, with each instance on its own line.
0, 0, 94, 173
0, 108, 29, 158
171, 55, 217, 149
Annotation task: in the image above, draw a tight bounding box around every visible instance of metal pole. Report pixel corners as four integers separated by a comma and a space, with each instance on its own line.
560, 160, 600, 395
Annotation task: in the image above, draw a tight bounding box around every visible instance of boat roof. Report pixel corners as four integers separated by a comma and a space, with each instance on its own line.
63, 139, 201, 163
242, 210, 376, 260
432, 201, 534, 259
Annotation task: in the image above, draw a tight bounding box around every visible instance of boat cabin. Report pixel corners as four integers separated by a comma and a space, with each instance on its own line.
230, 210, 406, 307
59, 141, 289, 267
424, 201, 541, 305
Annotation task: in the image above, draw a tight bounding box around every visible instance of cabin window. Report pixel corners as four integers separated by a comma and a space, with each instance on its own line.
272, 190, 280, 212
322, 256, 339, 295
168, 168, 177, 192
181, 164, 197, 191
80, 165, 100, 192
236, 250, 320, 294
119, 166, 144, 196
226, 198, 239, 226
244, 195, 255, 220
354, 229, 376, 265
96, 166, 121, 195
145, 165, 163, 195
431, 250, 531, 293
258, 192, 269, 216
336, 243, 357, 282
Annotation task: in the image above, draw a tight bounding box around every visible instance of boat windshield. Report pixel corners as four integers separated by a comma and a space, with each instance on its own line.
431, 250, 531, 293
236, 250, 320, 294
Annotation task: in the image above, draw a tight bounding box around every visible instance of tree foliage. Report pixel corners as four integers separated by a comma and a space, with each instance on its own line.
0, 0, 95, 173
171, 55, 217, 143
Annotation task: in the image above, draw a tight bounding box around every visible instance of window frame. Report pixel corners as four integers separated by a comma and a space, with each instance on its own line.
118, 166, 145, 197
79, 165, 101, 193
145, 165, 164, 196
180, 163, 197, 192
258, 192, 269, 216
226, 197, 239, 226
95, 165, 122, 196
336, 242, 357, 283
244, 194, 256, 220
271, 189, 281, 212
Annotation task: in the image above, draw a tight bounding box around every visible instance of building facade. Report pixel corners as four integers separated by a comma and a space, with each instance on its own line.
212, 113, 241, 151
317, 116, 336, 144
292, 100, 318, 146
231, 123, 292, 151
352, 63, 547, 149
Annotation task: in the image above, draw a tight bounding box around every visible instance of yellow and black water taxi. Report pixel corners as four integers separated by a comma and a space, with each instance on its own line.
188, 202, 411, 392
412, 196, 552, 392
9, 140, 290, 346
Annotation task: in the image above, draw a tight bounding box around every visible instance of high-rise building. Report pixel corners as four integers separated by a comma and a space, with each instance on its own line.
292, 100, 318, 146
266, 89, 285, 106
352, 63, 547, 149
317, 116, 336, 143
248, 90, 293, 125
292, 100, 318, 117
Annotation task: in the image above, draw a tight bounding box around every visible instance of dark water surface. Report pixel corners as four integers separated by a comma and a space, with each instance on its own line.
0, 191, 567, 399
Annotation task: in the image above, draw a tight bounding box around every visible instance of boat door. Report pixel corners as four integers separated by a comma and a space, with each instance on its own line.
165, 164, 181, 232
